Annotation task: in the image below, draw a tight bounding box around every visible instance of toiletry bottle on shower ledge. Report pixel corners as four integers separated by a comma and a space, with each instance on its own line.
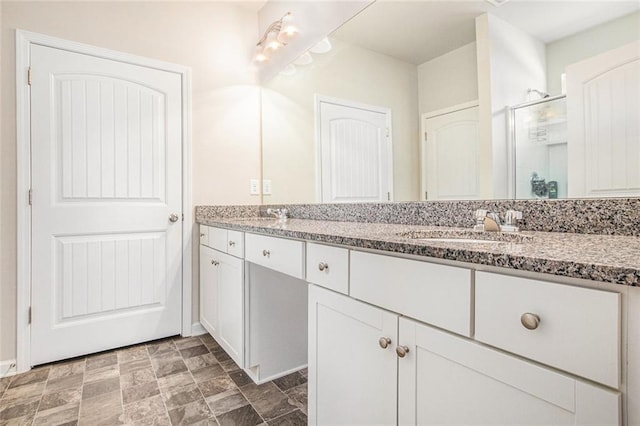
548, 181, 558, 199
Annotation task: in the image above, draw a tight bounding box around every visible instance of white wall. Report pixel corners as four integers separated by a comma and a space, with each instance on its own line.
417, 42, 478, 115
261, 37, 420, 203
546, 11, 640, 96
0, 1, 261, 365
476, 13, 547, 199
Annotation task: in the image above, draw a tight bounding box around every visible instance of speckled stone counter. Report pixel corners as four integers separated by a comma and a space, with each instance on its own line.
196, 216, 640, 287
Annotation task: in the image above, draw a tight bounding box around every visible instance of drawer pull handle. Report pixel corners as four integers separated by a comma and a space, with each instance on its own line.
521, 313, 540, 330
396, 345, 410, 358
318, 262, 329, 271
211, 260, 220, 266
229, 241, 236, 247
378, 337, 391, 349
262, 249, 270, 257
200, 233, 206, 237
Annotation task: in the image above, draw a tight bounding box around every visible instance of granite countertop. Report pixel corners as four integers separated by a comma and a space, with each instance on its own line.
198, 217, 640, 286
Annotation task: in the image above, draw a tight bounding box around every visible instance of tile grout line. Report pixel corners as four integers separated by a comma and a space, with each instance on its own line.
181, 336, 223, 425
233, 377, 269, 424
116, 351, 126, 425
27, 367, 49, 426
77, 357, 88, 425
144, 340, 174, 425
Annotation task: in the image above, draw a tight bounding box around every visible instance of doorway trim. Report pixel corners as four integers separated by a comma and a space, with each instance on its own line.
16, 30, 193, 373
314, 95, 393, 203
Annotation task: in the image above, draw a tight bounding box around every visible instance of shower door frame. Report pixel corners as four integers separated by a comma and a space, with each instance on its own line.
507, 94, 567, 199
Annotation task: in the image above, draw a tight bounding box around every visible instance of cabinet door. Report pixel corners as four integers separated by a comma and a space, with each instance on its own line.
398, 318, 620, 426
217, 251, 244, 368
199, 245, 219, 338
308, 285, 398, 426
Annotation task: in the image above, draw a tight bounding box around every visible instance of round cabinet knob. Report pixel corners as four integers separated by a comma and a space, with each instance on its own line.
378, 337, 391, 349
262, 249, 270, 257
318, 262, 329, 271
396, 345, 410, 358
229, 241, 236, 247
211, 260, 220, 266
169, 213, 179, 223
521, 313, 540, 330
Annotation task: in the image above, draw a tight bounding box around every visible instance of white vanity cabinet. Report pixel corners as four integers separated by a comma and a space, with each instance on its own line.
307, 245, 622, 426
199, 225, 244, 368
398, 317, 620, 426
308, 285, 398, 426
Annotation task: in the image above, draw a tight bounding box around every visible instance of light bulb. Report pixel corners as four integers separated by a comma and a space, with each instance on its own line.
293, 52, 313, 66
279, 64, 296, 76
265, 32, 282, 51
278, 25, 298, 43
253, 45, 268, 62
309, 37, 332, 54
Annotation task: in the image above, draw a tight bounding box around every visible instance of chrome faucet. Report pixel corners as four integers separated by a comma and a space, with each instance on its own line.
266, 208, 288, 222
502, 210, 523, 232
473, 209, 522, 232
484, 212, 502, 232
473, 209, 500, 231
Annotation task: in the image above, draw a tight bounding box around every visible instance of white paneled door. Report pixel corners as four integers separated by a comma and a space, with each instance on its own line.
30, 44, 183, 365
422, 105, 480, 200
567, 41, 640, 197
317, 98, 392, 203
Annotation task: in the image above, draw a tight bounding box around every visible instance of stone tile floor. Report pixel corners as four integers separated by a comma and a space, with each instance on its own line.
0, 334, 307, 425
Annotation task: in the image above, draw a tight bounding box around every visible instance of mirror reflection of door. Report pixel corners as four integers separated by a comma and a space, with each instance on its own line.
567, 40, 640, 198
316, 97, 393, 203
422, 103, 480, 200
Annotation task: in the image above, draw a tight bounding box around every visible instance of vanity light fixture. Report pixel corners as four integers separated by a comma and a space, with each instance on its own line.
253, 12, 298, 64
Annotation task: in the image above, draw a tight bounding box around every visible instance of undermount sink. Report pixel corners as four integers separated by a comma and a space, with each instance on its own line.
398, 229, 533, 244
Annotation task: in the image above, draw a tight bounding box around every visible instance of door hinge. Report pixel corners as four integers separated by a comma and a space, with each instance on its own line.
182, 213, 184, 221
424, 131, 428, 141
28, 307, 32, 324
424, 191, 428, 200
386, 128, 390, 138
28, 189, 33, 206
387, 192, 391, 201
27, 67, 32, 86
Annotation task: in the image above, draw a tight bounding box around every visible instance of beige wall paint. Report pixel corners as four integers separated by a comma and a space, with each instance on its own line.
546, 11, 640, 96
1, 1, 261, 364
261, 37, 419, 203
417, 42, 478, 115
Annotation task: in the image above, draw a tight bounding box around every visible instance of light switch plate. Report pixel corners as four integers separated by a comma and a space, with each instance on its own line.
263, 180, 272, 195
250, 179, 260, 195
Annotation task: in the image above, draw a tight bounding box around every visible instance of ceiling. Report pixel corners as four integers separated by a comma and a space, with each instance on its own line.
332, 0, 640, 65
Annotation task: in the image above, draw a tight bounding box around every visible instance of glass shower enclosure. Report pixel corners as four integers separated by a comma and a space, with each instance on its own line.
509, 95, 567, 199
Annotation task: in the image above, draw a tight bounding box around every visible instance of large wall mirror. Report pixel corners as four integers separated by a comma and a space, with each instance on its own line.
260, 1, 640, 204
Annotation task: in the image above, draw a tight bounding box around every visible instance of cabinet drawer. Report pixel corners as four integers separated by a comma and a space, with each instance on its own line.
306, 243, 349, 295
245, 233, 305, 279
475, 272, 620, 388
209, 227, 228, 252
350, 251, 472, 336
199, 225, 209, 246
227, 230, 244, 258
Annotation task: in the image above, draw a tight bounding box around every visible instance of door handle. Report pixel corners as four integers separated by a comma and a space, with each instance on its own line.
169, 213, 179, 223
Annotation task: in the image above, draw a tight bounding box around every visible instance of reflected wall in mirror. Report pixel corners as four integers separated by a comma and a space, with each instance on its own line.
261, 1, 640, 203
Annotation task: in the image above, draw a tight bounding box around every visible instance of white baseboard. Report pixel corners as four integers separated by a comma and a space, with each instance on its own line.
0, 359, 17, 378
191, 322, 207, 336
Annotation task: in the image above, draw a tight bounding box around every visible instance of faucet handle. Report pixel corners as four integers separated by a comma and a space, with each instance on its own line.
474, 209, 487, 221
502, 210, 523, 232
505, 210, 523, 225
